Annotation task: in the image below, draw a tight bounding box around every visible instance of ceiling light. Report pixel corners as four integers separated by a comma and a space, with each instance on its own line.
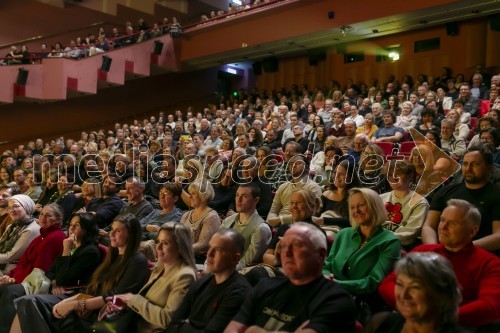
388, 52, 400, 61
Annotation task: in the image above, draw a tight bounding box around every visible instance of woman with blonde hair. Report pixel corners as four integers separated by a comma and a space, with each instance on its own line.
323, 188, 401, 317
356, 113, 378, 138
446, 109, 469, 141
179, 180, 220, 263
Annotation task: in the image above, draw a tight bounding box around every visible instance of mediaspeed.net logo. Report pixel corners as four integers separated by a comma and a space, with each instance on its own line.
24, 127, 460, 200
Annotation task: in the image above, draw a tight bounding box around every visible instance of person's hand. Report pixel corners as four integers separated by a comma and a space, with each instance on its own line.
226, 210, 236, 217
35, 204, 43, 212
62, 234, 76, 253
51, 286, 67, 296
76, 207, 86, 214
99, 229, 108, 237
53, 300, 77, 318
145, 225, 160, 232
112, 293, 133, 305
0, 275, 12, 286
324, 273, 335, 281
274, 239, 282, 266
296, 320, 311, 333
311, 216, 324, 226
243, 326, 267, 333
267, 217, 281, 227
196, 268, 209, 280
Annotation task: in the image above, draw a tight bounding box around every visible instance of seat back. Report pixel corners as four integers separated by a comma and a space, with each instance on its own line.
399, 141, 416, 156
374, 142, 395, 157
470, 117, 478, 130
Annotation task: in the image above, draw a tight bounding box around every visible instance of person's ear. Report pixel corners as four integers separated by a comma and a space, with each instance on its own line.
318, 247, 327, 262
469, 225, 479, 239
233, 252, 241, 265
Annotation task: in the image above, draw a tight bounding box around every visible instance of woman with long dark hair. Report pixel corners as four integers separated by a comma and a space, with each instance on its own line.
1, 212, 101, 332
313, 160, 359, 228
107, 222, 196, 331
12, 214, 149, 333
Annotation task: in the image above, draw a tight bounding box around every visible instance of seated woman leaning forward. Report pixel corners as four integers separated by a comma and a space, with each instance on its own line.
11, 213, 149, 333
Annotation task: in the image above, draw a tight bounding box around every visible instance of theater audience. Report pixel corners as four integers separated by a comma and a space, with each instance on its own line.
380, 199, 500, 328
12, 214, 149, 332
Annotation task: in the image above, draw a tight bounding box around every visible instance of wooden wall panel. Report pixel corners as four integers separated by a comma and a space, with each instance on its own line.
256, 18, 495, 92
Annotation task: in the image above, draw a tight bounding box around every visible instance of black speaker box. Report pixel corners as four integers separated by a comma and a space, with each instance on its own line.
446, 22, 459, 36
308, 51, 326, 66
153, 41, 164, 55
101, 56, 112, 72
252, 62, 262, 75
262, 57, 279, 73
17, 68, 29, 85
490, 14, 500, 31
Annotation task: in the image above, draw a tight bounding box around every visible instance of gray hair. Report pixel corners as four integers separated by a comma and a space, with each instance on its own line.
395, 252, 461, 324
441, 118, 455, 128
446, 199, 481, 228
354, 133, 370, 144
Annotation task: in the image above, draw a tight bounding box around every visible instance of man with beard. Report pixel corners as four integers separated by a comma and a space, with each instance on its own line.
422, 146, 500, 252
84, 174, 124, 228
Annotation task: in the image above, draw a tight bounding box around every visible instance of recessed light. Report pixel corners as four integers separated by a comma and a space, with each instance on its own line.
419, 20, 428, 24
471, 10, 479, 14
372, 29, 379, 33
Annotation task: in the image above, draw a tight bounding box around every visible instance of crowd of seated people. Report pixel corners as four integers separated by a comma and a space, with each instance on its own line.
198, 0, 283, 23
0, 70, 499, 332
1, 17, 183, 65
2, 1, 292, 66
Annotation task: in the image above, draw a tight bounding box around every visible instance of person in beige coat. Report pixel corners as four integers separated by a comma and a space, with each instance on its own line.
112, 222, 197, 332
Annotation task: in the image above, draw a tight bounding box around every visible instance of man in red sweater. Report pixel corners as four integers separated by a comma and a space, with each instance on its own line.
379, 198, 500, 328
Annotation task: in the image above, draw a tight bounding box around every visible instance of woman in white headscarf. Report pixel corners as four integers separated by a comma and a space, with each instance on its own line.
0, 194, 40, 275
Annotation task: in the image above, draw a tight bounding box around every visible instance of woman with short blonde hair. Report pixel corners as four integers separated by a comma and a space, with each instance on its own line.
323, 188, 401, 303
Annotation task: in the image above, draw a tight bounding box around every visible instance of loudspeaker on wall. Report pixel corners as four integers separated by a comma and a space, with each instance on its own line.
17, 68, 29, 85
101, 56, 112, 72
153, 41, 164, 55
252, 62, 262, 75
490, 14, 500, 31
262, 57, 279, 73
446, 22, 459, 36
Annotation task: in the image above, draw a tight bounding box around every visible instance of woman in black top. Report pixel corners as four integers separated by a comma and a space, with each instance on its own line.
313, 159, 358, 228
12, 214, 149, 333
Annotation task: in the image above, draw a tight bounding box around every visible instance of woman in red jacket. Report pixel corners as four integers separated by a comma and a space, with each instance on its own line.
0, 203, 65, 285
